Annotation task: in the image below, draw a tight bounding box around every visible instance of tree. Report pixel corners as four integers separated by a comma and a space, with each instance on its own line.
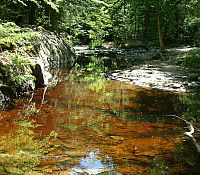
157, 0, 164, 50
0, 0, 60, 29
1, 0, 199, 47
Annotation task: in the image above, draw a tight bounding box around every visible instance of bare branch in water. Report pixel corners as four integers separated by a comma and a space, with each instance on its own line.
166, 115, 200, 154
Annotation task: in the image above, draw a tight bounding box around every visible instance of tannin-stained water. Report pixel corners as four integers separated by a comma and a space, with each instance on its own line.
0, 73, 200, 175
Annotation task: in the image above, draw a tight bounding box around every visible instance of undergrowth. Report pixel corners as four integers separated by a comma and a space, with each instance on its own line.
182, 49, 200, 73
0, 22, 40, 89
0, 22, 39, 53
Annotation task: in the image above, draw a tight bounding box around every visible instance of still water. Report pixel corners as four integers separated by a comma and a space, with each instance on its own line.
0, 69, 200, 174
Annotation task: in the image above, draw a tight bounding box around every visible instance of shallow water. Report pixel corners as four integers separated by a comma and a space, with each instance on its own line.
0, 70, 200, 174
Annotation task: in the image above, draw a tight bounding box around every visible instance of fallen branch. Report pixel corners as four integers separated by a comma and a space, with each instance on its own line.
185, 123, 200, 153
166, 115, 200, 154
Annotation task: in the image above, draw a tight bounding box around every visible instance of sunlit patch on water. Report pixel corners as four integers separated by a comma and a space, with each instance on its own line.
70, 150, 117, 174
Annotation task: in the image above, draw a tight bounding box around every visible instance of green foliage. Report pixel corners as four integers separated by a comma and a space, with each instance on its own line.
0, 0, 60, 29
87, 7, 111, 48
0, 22, 40, 88
1, 0, 200, 47
0, 22, 39, 52
179, 93, 200, 122
56, 0, 112, 47
184, 17, 200, 45
1, 51, 35, 87
44, 0, 60, 12
182, 49, 200, 71
0, 22, 20, 37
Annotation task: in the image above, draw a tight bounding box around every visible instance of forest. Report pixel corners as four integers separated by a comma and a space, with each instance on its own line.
1, 0, 200, 48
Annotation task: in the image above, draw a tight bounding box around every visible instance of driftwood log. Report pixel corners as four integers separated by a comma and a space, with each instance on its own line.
167, 115, 200, 153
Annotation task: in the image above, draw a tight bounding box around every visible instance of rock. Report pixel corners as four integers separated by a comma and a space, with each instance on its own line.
188, 73, 199, 82
0, 84, 16, 99
33, 32, 75, 88
106, 61, 198, 92
0, 84, 16, 109
33, 64, 45, 88
0, 28, 76, 111
38, 32, 76, 68
171, 83, 182, 89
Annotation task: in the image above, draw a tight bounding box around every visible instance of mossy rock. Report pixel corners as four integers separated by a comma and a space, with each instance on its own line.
0, 22, 76, 110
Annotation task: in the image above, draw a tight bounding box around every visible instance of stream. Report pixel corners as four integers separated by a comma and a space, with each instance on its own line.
0, 49, 200, 174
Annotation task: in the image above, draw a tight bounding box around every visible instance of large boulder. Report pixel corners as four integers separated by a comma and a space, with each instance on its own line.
0, 29, 76, 110
32, 32, 76, 88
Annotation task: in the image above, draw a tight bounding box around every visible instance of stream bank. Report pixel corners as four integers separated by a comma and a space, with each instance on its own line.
0, 23, 75, 110
75, 46, 200, 93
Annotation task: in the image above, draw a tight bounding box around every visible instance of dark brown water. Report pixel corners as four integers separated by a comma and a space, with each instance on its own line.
0, 70, 200, 175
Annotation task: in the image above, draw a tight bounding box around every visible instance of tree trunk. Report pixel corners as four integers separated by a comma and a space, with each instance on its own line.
143, 2, 150, 42
157, 0, 164, 50
28, 3, 36, 25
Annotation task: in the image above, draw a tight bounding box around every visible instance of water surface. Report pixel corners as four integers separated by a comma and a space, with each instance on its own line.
0, 70, 200, 175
